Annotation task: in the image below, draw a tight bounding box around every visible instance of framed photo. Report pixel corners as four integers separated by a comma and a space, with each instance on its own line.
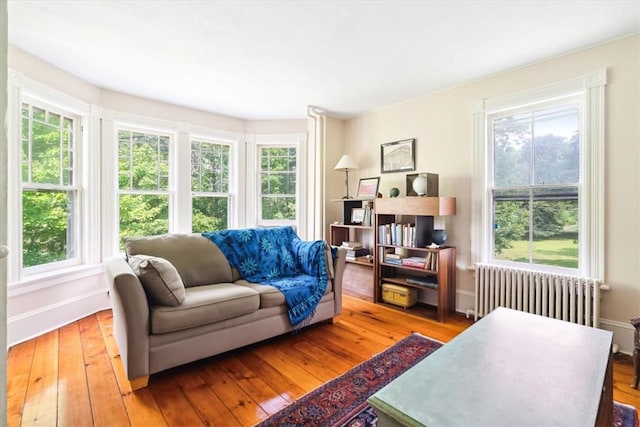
381, 138, 416, 174
351, 208, 365, 224
356, 177, 380, 199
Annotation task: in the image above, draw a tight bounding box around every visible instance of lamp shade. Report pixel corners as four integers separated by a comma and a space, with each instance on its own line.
334, 155, 360, 171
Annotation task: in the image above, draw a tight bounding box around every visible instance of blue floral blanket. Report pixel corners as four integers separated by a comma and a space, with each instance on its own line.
202, 227, 331, 327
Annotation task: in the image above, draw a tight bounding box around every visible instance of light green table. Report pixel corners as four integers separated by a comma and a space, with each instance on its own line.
368, 307, 613, 427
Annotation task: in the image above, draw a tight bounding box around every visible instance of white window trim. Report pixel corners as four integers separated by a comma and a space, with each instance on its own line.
246, 133, 307, 233
111, 119, 177, 252
471, 69, 606, 279
103, 112, 245, 255
188, 131, 240, 232
6, 69, 97, 285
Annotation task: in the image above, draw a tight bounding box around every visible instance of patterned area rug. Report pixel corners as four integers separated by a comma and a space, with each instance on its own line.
256, 333, 639, 427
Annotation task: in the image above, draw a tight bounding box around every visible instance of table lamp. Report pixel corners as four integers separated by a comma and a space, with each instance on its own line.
334, 155, 360, 199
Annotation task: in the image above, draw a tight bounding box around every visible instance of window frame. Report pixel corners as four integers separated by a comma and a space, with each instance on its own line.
248, 133, 306, 229
471, 70, 606, 279
115, 124, 176, 246
487, 95, 582, 272
20, 99, 83, 275
189, 136, 235, 233
7, 71, 96, 284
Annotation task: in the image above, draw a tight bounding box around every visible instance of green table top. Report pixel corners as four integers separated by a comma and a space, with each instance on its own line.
368, 307, 613, 427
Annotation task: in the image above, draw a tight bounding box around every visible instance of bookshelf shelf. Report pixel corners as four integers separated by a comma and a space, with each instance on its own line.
373, 197, 456, 322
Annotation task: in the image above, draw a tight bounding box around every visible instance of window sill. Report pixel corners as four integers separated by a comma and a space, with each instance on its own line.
8, 264, 105, 297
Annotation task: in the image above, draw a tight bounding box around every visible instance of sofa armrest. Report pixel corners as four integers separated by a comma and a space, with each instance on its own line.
332, 247, 347, 315
104, 256, 151, 380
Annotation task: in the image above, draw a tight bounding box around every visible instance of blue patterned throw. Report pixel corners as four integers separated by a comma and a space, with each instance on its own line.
202, 227, 330, 327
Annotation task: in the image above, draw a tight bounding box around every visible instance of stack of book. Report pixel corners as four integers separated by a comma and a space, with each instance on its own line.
401, 256, 427, 268
341, 242, 369, 261
384, 253, 404, 265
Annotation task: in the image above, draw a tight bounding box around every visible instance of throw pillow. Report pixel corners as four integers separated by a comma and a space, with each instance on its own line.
128, 255, 186, 306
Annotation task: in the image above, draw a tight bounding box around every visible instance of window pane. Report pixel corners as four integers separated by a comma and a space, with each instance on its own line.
31, 120, 61, 184
22, 189, 74, 267
532, 193, 579, 268
21, 103, 78, 270
262, 196, 296, 220
533, 104, 580, 185
119, 194, 169, 248
493, 187, 579, 267
493, 189, 530, 262
192, 196, 228, 233
259, 145, 297, 222
191, 140, 230, 194
119, 129, 171, 191
493, 112, 531, 187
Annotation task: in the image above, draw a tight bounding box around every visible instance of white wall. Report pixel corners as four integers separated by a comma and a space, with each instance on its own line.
338, 34, 640, 352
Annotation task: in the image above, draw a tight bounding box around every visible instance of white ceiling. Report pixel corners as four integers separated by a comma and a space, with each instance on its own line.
8, 1, 640, 120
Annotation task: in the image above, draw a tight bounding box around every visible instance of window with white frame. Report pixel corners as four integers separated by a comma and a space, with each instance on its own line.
258, 145, 297, 225
20, 100, 81, 273
191, 138, 231, 232
117, 127, 172, 246
472, 70, 606, 278
490, 99, 581, 269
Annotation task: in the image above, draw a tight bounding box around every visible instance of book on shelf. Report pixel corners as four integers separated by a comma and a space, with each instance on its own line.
401, 256, 427, 268
424, 252, 438, 271
379, 223, 417, 247
346, 248, 370, 260
341, 241, 362, 249
406, 276, 438, 289
384, 257, 403, 265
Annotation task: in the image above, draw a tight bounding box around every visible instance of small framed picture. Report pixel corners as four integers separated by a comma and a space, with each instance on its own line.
356, 177, 380, 199
351, 208, 365, 224
381, 138, 416, 174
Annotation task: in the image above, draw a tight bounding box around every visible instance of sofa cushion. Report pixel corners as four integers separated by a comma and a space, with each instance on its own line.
150, 283, 260, 334
124, 233, 233, 287
235, 280, 285, 308
128, 255, 186, 306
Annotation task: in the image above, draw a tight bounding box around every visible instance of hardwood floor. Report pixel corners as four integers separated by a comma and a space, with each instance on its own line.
8, 295, 640, 426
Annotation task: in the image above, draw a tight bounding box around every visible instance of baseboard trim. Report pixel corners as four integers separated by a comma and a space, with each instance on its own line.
600, 317, 634, 355
7, 289, 110, 347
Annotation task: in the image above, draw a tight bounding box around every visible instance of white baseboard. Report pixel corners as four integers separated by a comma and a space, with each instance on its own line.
7, 289, 110, 347
600, 318, 635, 355
455, 289, 475, 317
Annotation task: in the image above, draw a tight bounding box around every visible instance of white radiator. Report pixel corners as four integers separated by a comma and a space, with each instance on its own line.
474, 263, 607, 327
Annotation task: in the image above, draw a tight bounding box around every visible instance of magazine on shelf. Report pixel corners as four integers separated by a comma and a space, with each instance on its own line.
406, 276, 438, 289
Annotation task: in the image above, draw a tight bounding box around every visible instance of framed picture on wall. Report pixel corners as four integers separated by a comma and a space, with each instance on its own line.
356, 177, 380, 199
381, 138, 416, 173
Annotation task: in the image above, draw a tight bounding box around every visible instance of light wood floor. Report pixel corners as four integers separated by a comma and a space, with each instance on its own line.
8, 295, 640, 426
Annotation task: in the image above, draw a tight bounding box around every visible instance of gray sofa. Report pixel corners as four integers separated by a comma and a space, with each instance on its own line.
104, 232, 346, 390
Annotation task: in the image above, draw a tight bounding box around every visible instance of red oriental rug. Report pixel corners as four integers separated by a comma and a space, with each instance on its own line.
256, 333, 638, 427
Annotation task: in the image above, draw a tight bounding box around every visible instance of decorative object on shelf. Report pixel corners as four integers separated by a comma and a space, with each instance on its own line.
334, 155, 360, 199
356, 177, 380, 199
432, 229, 447, 246
389, 187, 400, 197
351, 208, 365, 224
381, 138, 415, 174
409, 172, 439, 197
406, 172, 439, 197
